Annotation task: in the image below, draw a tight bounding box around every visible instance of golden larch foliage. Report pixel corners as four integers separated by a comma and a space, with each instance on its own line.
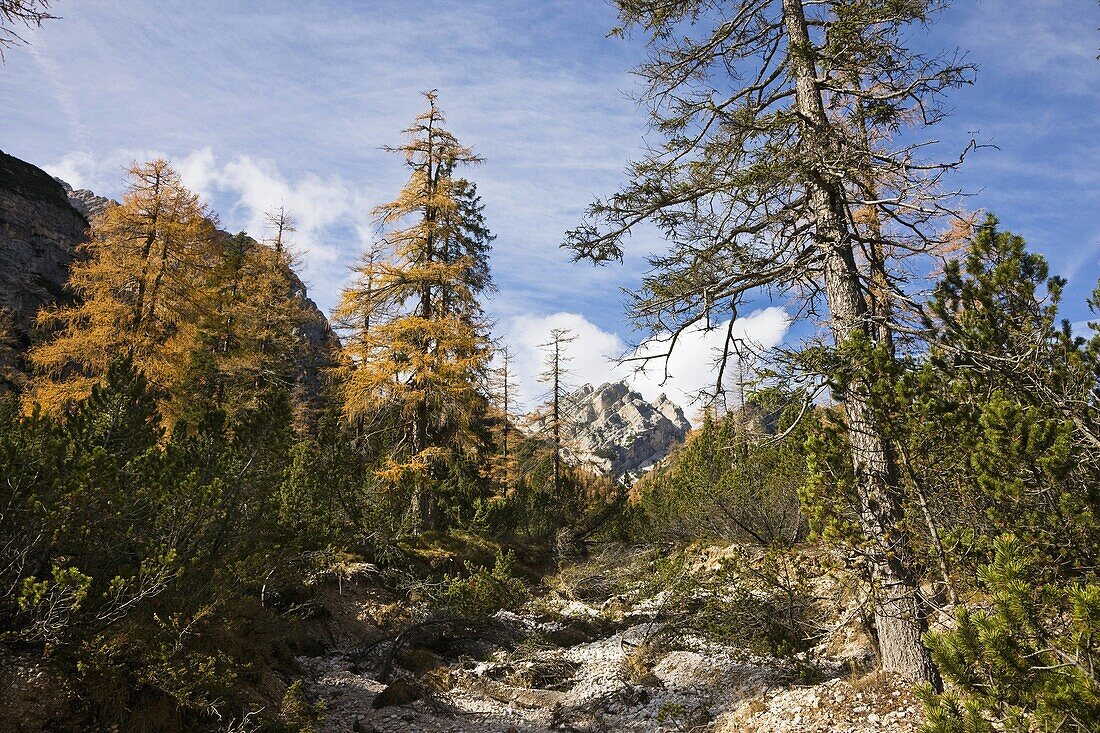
27, 161, 313, 428
333, 91, 495, 529
27, 160, 219, 412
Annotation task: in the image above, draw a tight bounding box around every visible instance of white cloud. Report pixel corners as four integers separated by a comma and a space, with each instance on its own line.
205, 154, 366, 265
44, 148, 158, 194
501, 312, 627, 412
626, 307, 792, 414
500, 308, 791, 423
26, 39, 89, 148
174, 148, 218, 202
1071, 320, 1097, 338
44, 150, 99, 191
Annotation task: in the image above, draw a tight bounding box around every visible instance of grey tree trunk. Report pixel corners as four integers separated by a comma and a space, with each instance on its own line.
781, 0, 937, 684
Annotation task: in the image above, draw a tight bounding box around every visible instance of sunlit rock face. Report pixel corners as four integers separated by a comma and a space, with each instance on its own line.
56, 179, 113, 221
543, 380, 692, 480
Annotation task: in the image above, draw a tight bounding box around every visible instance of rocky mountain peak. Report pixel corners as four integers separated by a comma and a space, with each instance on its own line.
55, 178, 114, 220
555, 380, 691, 480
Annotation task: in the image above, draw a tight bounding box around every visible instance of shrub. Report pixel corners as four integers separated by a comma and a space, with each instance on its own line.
620, 393, 808, 547
0, 360, 336, 729
280, 680, 325, 733
436, 549, 530, 619
919, 535, 1100, 733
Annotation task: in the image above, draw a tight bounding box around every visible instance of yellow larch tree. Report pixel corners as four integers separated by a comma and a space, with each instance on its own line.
333, 91, 495, 531
28, 159, 219, 413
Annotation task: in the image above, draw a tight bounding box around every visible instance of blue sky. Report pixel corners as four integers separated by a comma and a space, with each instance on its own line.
2, 0, 1098, 409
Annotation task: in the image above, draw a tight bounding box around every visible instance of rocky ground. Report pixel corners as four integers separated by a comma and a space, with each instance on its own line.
297, 545, 929, 733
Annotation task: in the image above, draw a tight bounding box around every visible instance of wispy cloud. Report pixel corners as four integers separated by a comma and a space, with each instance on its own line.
23, 27, 88, 149
946, 0, 1100, 98
45, 147, 377, 297
10, 0, 647, 328
7, 0, 1100, 353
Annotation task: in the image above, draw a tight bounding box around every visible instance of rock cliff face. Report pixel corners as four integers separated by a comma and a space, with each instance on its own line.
547, 381, 692, 479
0, 150, 87, 387
274, 251, 341, 402
0, 149, 339, 397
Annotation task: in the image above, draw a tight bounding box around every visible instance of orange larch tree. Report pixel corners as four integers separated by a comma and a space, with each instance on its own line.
333, 91, 495, 531
28, 160, 219, 413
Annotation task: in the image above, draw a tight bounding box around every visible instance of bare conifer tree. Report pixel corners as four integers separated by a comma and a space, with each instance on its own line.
263, 206, 297, 259
489, 345, 517, 490
537, 328, 579, 497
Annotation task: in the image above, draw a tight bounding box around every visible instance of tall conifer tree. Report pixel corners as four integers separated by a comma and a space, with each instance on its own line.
565, 0, 975, 682
334, 92, 495, 531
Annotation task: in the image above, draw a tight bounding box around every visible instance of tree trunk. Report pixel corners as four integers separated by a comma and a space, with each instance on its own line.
782, 0, 937, 685
415, 482, 438, 534
145, 232, 173, 328
414, 108, 439, 534
552, 341, 561, 496
132, 172, 162, 334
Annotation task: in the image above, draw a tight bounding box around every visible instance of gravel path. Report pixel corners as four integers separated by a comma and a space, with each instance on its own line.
299, 551, 928, 733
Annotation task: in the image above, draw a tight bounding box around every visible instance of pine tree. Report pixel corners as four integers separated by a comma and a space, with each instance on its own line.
919, 536, 1100, 733
192, 230, 307, 423
333, 91, 495, 531
884, 220, 1100, 731
263, 205, 296, 257
906, 216, 1100, 578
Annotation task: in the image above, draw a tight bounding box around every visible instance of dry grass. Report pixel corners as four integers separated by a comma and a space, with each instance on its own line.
621, 641, 663, 686
549, 544, 662, 602
501, 657, 580, 691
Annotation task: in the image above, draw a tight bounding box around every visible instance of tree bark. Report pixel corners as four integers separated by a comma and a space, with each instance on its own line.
131, 169, 162, 334
552, 341, 561, 497
782, 0, 937, 685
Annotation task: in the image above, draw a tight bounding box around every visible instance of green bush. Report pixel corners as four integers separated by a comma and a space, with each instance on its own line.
436, 549, 531, 619
920, 535, 1100, 733
620, 392, 808, 547
0, 360, 344, 729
